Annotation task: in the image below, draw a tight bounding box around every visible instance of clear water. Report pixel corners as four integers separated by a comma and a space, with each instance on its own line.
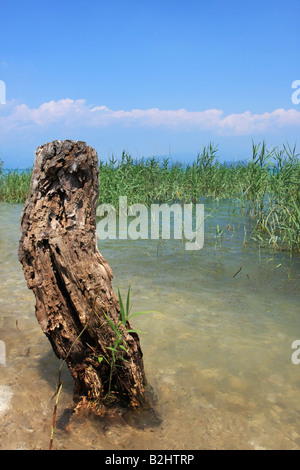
0, 201, 299, 450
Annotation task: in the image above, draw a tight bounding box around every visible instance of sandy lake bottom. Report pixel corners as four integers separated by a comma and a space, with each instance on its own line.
0, 201, 299, 450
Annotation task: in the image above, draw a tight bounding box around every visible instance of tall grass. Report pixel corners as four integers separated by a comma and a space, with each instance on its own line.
0, 168, 32, 203
0, 142, 299, 253
247, 142, 300, 253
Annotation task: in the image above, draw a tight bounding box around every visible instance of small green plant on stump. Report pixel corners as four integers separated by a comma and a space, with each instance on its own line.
98, 287, 157, 399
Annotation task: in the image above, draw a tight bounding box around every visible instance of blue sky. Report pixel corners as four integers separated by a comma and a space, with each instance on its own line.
0, 0, 299, 168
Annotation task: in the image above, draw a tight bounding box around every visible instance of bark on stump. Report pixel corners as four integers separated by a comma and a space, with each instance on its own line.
18, 140, 147, 412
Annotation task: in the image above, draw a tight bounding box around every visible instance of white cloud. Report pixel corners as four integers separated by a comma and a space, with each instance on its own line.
1, 98, 300, 136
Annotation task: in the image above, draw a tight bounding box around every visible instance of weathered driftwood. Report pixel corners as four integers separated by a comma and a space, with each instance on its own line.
18, 140, 146, 411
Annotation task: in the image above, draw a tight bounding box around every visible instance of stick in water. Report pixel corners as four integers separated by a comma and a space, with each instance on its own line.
233, 266, 242, 278
49, 382, 63, 451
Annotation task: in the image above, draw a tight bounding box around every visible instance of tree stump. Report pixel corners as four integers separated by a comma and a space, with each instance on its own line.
18, 140, 147, 412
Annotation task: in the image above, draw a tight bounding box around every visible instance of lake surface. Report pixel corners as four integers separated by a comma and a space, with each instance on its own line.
0, 201, 299, 450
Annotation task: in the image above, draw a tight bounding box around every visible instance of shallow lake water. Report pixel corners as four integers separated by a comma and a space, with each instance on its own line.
0, 201, 299, 450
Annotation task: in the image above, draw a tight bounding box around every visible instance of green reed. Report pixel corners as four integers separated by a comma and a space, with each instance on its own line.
0, 168, 32, 203
0, 142, 299, 253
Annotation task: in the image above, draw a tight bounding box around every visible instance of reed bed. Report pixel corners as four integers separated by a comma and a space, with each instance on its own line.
0, 142, 299, 253
0, 166, 32, 203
